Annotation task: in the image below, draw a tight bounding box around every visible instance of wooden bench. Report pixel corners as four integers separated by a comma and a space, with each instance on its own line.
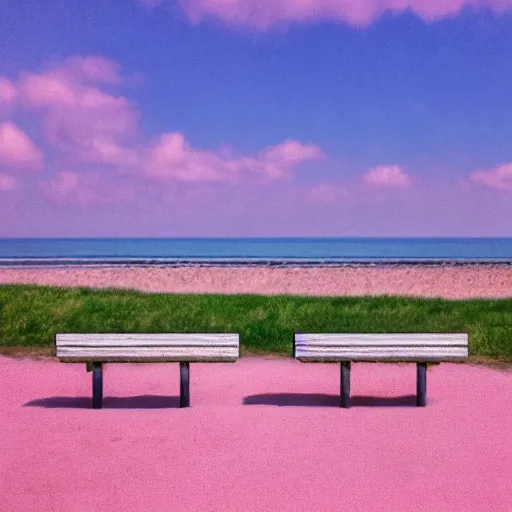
56, 333, 239, 409
294, 333, 468, 407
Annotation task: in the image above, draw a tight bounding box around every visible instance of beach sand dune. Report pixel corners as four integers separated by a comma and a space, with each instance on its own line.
1, 356, 511, 511
0, 265, 511, 298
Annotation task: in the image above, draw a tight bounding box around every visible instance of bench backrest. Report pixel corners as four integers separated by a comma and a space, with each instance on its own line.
294, 333, 468, 362
56, 333, 239, 362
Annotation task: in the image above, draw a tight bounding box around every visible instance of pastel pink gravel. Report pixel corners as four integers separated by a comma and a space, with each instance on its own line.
1, 356, 511, 511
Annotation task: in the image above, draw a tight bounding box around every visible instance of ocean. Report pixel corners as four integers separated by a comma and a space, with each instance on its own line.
0, 238, 511, 266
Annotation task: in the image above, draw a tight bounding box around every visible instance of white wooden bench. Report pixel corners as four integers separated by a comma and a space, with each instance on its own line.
294, 333, 468, 407
56, 333, 240, 409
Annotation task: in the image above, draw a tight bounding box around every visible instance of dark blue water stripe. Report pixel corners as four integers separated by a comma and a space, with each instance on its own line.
1, 257, 511, 267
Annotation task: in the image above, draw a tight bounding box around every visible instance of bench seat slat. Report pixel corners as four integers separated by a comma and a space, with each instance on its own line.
57, 349, 238, 363
295, 353, 466, 362
295, 333, 468, 362
295, 333, 467, 346
57, 333, 238, 346
56, 333, 239, 362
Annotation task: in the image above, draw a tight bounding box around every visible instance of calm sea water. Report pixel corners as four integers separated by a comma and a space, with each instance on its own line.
0, 238, 511, 266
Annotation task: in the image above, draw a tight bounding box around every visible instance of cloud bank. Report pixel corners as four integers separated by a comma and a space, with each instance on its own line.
0, 77, 17, 106
142, 0, 512, 29
0, 122, 44, 172
363, 165, 412, 189
147, 134, 324, 183
2, 56, 324, 205
469, 162, 512, 192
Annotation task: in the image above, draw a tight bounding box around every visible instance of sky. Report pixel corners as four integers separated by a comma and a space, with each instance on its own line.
0, 0, 512, 237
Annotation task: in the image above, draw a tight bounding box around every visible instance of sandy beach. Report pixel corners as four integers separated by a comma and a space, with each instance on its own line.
0, 264, 511, 298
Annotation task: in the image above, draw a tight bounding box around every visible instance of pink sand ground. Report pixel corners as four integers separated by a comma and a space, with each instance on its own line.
1, 356, 511, 511
0, 265, 511, 298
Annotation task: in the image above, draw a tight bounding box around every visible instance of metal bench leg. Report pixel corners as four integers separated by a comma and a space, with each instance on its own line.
180, 362, 190, 408
340, 362, 351, 408
416, 362, 427, 407
92, 362, 103, 409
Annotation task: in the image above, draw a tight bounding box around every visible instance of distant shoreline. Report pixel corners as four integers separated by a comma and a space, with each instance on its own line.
1, 259, 512, 269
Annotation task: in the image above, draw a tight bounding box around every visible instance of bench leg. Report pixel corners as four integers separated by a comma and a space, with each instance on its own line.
92, 362, 103, 409
180, 362, 190, 408
340, 362, 351, 408
416, 362, 427, 407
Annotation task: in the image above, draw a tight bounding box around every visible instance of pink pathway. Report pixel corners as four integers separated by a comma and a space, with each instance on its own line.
1, 356, 511, 511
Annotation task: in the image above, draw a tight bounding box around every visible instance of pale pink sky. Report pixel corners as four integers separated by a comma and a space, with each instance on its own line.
1, 1, 512, 236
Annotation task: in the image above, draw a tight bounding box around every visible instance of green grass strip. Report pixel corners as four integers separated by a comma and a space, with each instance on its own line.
0, 284, 511, 360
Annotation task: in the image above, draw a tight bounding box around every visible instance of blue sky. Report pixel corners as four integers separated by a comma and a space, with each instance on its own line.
0, 0, 511, 236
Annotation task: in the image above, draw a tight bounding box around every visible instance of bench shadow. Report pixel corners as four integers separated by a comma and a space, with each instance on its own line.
243, 393, 417, 407
24, 395, 181, 409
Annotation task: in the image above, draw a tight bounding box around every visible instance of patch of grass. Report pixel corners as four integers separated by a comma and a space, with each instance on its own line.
0, 285, 511, 361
